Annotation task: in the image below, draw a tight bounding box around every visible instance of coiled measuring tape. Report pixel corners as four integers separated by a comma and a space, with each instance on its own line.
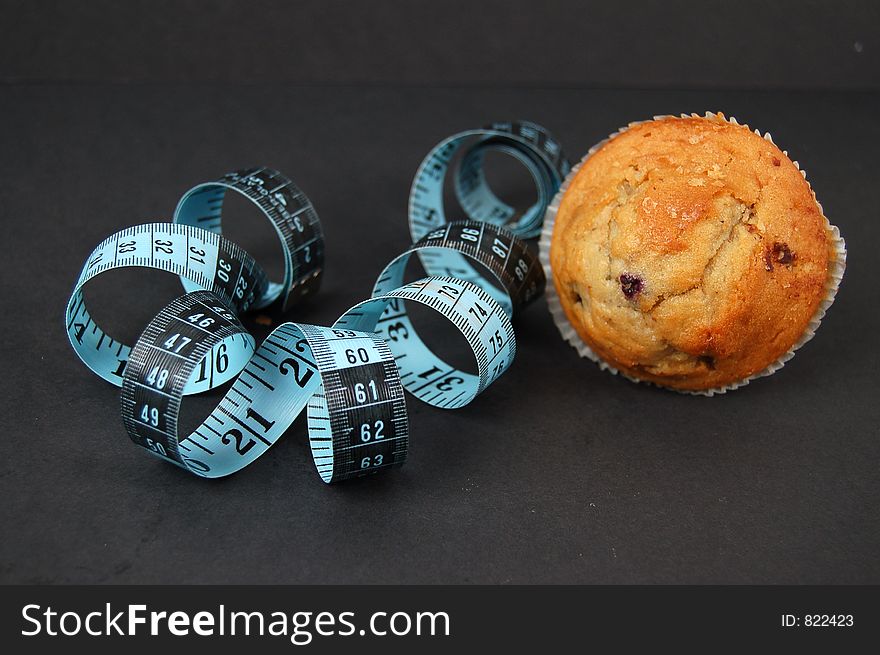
68, 122, 563, 482
408, 121, 569, 313
173, 167, 323, 310
120, 290, 407, 480
65, 223, 269, 392
332, 221, 543, 407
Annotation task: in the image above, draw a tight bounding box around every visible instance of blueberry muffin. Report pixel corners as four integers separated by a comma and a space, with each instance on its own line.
548, 113, 844, 392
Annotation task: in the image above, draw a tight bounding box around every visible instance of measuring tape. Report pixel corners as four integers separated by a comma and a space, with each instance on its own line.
65, 222, 269, 392
173, 167, 323, 310
120, 290, 407, 480
332, 221, 544, 407
67, 122, 563, 482
408, 121, 568, 315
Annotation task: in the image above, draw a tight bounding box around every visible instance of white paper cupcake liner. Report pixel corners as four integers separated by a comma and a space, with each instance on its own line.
539, 112, 847, 396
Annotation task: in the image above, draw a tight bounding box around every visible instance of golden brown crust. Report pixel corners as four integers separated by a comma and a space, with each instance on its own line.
549, 113, 835, 391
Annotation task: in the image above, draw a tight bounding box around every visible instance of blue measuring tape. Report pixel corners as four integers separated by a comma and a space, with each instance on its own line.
120, 291, 407, 480
173, 167, 323, 310
67, 121, 564, 482
409, 121, 569, 313
332, 221, 544, 407
65, 223, 269, 392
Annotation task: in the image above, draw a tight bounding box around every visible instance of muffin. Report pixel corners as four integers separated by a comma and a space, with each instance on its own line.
545, 113, 845, 393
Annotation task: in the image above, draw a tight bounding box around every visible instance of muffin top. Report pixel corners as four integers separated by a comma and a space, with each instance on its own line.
549, 113, 836, 391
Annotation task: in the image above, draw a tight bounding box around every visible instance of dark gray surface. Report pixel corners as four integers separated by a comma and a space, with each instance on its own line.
0, 83, 878, 584
2, 0, 878, 89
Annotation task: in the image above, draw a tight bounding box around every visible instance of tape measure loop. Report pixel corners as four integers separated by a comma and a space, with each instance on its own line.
454, 139, 555, 237
335, 276, 516, 409
70, 137, 565, 479
299, 323, 409, 483
66, 223, 269, 392
380, 220, 545, 319
120, 291, 408, 481
409, 121, 570, 245
174, 167, 325, 311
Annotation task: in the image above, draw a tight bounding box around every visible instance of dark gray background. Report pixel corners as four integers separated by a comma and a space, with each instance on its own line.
2, 0, 879, 89
1, 1, 878, 584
